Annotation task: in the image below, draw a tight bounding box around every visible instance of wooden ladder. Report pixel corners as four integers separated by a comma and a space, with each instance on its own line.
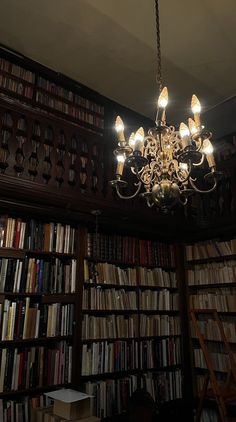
190, 309, 236, 422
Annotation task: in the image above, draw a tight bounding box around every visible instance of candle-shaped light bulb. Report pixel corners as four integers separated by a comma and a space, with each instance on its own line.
158, 87, 168, 108
202, 139, 215, 168
115, 116, 125, 145
191, 95, 201, 128
134, 127, 145, 152
116, 154, 125, 177
179, 122, 191, 149
188, 118, 198, 135
128, 132, 135, 148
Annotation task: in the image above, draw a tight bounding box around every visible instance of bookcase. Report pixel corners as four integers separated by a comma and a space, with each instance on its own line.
185, 238, 236, 422
0, 55, 104, 136
0, 213, 80, 421
81, 230, 183, 419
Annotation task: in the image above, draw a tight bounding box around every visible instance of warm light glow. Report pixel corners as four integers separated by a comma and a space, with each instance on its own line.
134, 127, 145, 142
179, 162, 188, 171
158, 87, 168, 108
115, 116, 124, 133
202, 139, 214, 155
128, 132, 135, 148
191, 95, 201, 114
188, 118, 198, 135
179, 122, 190, 138
116, 154, 125, 163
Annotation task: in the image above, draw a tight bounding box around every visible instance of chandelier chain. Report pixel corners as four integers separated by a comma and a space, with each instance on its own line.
155, 0, 162, 93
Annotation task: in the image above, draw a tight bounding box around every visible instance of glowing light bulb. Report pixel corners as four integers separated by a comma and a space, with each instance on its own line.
188, 118, 198, 135
116, 154, 125, 177
128, 132, 135, 148
179, 123, 190, 138
202, 139, 214, 155
191, 95, 201, 114
158, 87, 168, 108
115, 116, 124, 133
134, 127, 145, 153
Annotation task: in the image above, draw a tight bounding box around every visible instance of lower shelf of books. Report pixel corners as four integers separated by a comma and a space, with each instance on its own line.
84, 370, 182, 419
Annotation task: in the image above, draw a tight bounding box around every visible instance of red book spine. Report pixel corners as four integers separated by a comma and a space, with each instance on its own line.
13, 219, 22, 249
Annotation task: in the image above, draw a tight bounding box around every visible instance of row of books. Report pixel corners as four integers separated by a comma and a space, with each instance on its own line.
140, 338, 181, 369
85, 375, 139, 418
189, 290, 236, 312
81, 338, 181, 375
37, 76, 104, 115
0, 394, 52, 422
0, 299, 74, 340
83, 288, 137, 310
0, 342, 72, 392
85, 370, 182, 417
190, 318, 236, 343
0, 257, 77, 293
0, 216, 76, 253
140, 290, 178, 311
87, 233, 175, 268
82, 314, 180, 339
35, 91, 104, 130
193, 348, 231, 372
187, 261, 236, 285
140, 315, 180, 337
137, 266, 176, 287
0, 75, 33, 98
186, 239, 236, 261
0, 58, 35, 83
143, 370, 182, 403
81, 340, 139, 375
82, 314, 138, 339
84, 260, 176, 287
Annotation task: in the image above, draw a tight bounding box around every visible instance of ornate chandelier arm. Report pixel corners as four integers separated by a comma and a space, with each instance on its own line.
189, 176, 217, 193
115, 181, 142, 200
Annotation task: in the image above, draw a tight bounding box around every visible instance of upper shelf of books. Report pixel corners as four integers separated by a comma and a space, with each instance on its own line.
0, 57, 104, 134
186, 238, 236, 263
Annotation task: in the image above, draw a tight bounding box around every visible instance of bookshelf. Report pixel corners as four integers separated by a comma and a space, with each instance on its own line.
0, 213, 79, 420
186, 237, 236, 422
82, 230, 183, 419
0, 56, 104, 135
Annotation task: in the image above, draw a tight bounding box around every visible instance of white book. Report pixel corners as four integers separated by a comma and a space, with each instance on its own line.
19, 222, 26, 249
9, 302, 16, 340
71, 259, 76, 293
16, 261, 23, 293
1, 300, 10, 340
13, 260, 20, 292
55, 223, 61, 253
9, 218, 16, 248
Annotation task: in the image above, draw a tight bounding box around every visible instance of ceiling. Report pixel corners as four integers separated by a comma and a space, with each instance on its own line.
0, 0, 236, 125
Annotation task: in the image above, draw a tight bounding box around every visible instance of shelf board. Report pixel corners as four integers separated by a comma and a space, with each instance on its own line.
82, 310, 138, 315
0, 292, 77, 302
0, 247, 76, 259
187, 254, 236, 265
82, 334, 180, 343
192, 337, 236, 345
0, 383, 72, 398
0, 335, 73, 346
188, 282, 236, 289
81, 365, 182, 380
85, 256, 175, 271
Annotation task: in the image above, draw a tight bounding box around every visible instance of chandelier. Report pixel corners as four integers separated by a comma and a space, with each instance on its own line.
110, 0, 221, 212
